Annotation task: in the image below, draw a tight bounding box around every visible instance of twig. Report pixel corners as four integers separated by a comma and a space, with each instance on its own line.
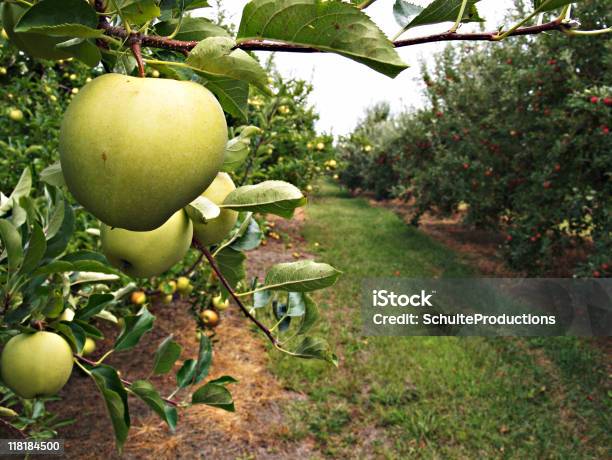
75, 355, 180, 407
128, 33, 145, 77
0, 417, 27, 439
198, 244, 280, 347
181, 250, 205, 278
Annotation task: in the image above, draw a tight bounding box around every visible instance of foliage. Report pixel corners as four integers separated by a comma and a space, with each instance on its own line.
339, 0, 612, 275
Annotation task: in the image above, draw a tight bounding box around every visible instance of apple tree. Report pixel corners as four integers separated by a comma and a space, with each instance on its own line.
0, 0, 605, 449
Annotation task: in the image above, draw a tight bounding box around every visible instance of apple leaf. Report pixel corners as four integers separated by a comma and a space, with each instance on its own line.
398, 0, 483, 30
76, 293, 115, 321
222, 126, 262, 172
204, 75, 249, 121
40, 162, 65, 188
19, 224, 47, 275
192, 382, 235, 412
237, 0, 407, 78
215, 247, 246, 295
393, 0, 424, 27
56, 38, 101, 67
44, 200, 75, 259
88, 365, 130, 452
52, 321, 86, 353
114, 0, 161, 24
263, 260, 341, 292
130, 380, 177, 431
207, 375, 238, 385
186, 37, 270, 94
155, 17, 230, 40
193, 334, 213, 385
176, 359, 197, 388
153, 335, 182, 375
298, 294, 319, 335
14, 0, 102, 38
114, 307, 155, 352
230, 216, 262, 252
0, 168, 32, 216
292, 336, 338, 366
253, 289, 271, 308
221, 181, 306, 219
186, 195, 220, 225
0, 219, 23, 272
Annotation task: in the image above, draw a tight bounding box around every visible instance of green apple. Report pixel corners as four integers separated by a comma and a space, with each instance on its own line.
101, 209, 193, 278
81, 337, 96, 356
176, 276, 191, 292
193, 172, 238, 246
59, 73, 228, 231
212, 294, 229, 311
200, 309, 220, 327
8, 109, 23, 122
130, 291, 147, 305
1, 332, 74, 399
1, 3, 71, 60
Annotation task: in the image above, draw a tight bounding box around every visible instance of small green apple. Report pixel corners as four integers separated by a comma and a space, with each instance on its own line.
176, 276, 191, 294
200, 309, 220, 327
59, 74, 228, 231
81, 337, 96, 356
8, 109, 23, 122
193, 172, 238, 246
1, 332, 74, 399
130, 291, 147, 305
101, 210, 193, 278
212, 295, 229, 311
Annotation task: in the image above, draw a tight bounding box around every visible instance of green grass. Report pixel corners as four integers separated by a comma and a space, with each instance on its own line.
270, 181, 610, 459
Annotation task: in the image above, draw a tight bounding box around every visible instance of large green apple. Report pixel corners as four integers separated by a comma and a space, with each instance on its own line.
60, 73, 228, 231
101, 209, 193, 278
193, 172, 238, 246
1, 3, 71, 60
1, 331, 74, 399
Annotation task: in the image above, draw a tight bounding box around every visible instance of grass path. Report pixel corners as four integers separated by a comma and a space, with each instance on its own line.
271, 181, 610, 459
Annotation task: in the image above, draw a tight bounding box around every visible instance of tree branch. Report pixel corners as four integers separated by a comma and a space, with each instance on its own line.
197, 243, 280, 347
0, 417, 27, 439
128, 33, 145, 78
97, 17, 577, 56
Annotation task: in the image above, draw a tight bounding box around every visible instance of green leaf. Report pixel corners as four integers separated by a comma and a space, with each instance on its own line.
221, 181, 306, 219
0, 168, 31, 216
230, 216, 262, 252
393, 0, 424, 27
253, 289, 271, 308
130, 380, 177, 431
44, 200, 74, 259
192, 382, 235, 412
298, 293, 319, 335
115, 0, 161, 24
186, 37, 270, 93
52, 321, 86, 353
185, 196, 220, 224
74, 319, 104, 340
222, 126, 261, 172
19, 224, 47, 274
263, 260, 341, 292
287, 292, 307, 317
193, 335, 212, 385
114, 307, 155, 351
40, 162, 65, 187
153, 335, 182, 375
14, 0, 102, 38
237, 0, 407, 78
215, 247, 246, 293
292, 336, 337, 365
207, 375, 238, 385
401, 0, 483, 30
89, 365, 130, 451
0, 219, 23, 271
76, 293, 115, 321
176, 359, 197, 388
205, 76, 249, 121
155, 17, 230, 40
56, 38, 101, 67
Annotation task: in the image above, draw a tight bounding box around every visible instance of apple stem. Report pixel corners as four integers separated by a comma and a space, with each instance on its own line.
198, 244, 280, 347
